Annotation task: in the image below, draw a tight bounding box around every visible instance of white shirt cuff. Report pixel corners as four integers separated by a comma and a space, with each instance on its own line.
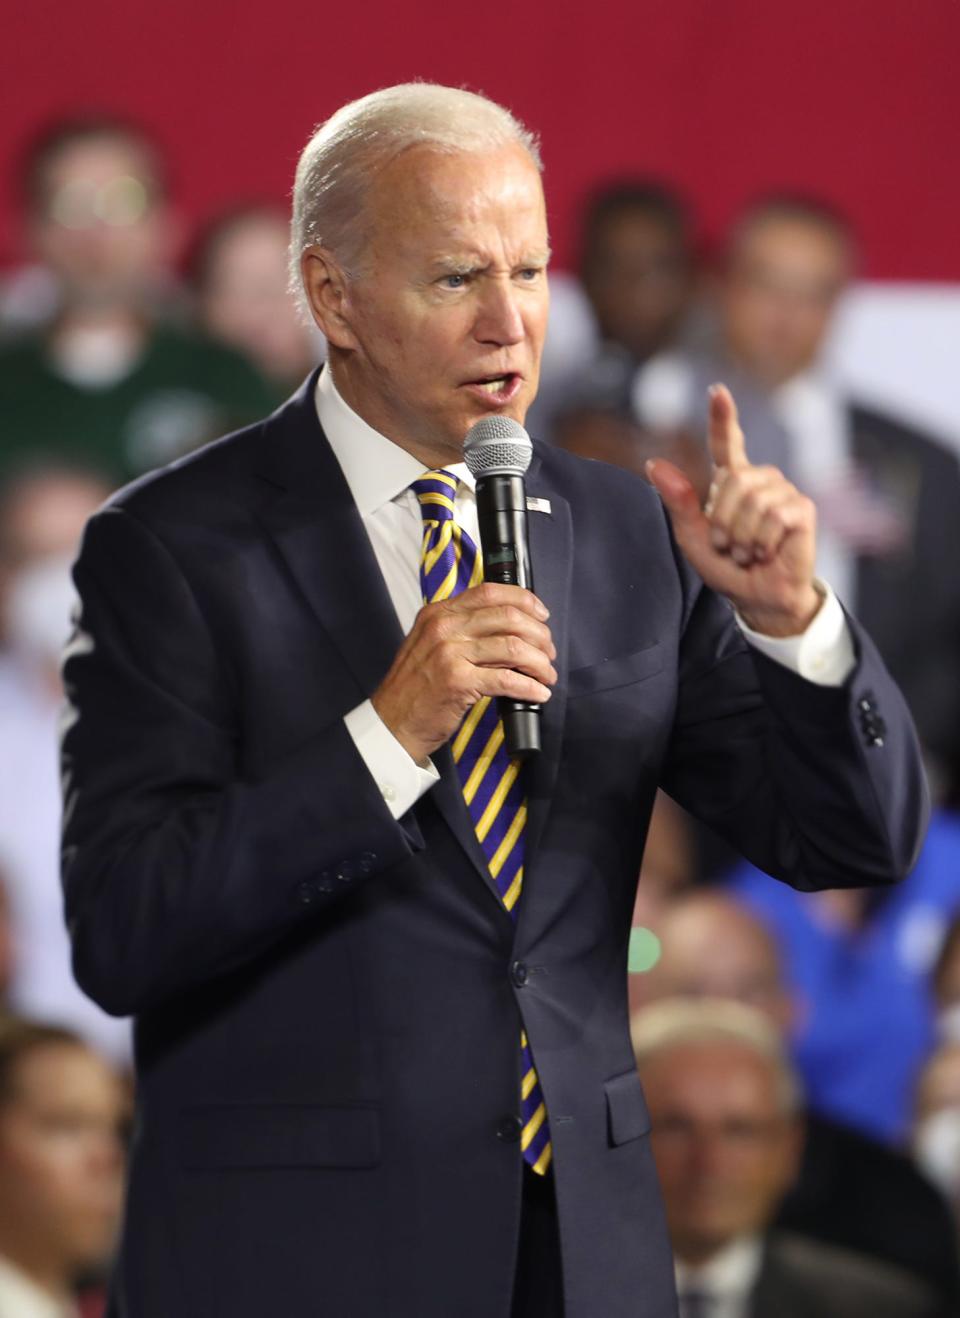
735, 580, 856, 686
343, 699, 439, 820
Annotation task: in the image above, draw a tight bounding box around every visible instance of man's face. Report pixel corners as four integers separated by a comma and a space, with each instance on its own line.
29, 134, 171, 310
308, 142, 550, 464
582, 209, 692, 363
644, 1041, 802, 1264
0, 1044, 126, 1274
199, 214, 317, 385
719, 216, 850, 389
647, 900, 794, 1033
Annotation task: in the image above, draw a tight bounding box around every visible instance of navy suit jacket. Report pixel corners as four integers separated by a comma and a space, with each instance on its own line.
60, 373, 928, 1318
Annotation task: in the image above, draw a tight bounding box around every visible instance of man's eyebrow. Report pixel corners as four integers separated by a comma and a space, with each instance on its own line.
429, 256, 478, 275
428, 248, 553, 275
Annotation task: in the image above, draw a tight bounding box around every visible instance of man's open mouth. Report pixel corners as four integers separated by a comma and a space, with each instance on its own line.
474, 374, 513, 393
463, 373, 522, 400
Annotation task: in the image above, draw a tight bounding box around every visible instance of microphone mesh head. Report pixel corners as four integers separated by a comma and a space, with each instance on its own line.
463, 417, 532, 478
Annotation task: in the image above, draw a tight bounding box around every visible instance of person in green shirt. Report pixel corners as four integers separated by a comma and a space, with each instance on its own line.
0, 114, 280, 483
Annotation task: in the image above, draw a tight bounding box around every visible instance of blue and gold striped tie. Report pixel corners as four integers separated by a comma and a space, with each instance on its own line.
412, 469, 552, 1175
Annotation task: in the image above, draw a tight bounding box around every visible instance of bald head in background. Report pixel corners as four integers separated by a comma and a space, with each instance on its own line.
639, 890, 795, 1033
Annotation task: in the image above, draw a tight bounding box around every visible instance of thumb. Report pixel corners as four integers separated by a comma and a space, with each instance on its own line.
646, 458, 715, 571
646, 458, 702, 531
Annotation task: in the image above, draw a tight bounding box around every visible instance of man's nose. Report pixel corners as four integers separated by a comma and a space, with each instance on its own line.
474, 278, 525, 346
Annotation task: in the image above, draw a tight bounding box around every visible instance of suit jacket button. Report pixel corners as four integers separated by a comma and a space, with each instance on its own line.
359, 851, 377, 874
511, 960, 529, 988
497, 1114, 523, 1143
317, 874, 335, 893
297, 880, 315, 906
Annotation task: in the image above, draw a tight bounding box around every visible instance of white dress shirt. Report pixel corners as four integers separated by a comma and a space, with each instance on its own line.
674, 1235, 764, 1318
0, 1255, 78, 1318
316, 367, 855, 821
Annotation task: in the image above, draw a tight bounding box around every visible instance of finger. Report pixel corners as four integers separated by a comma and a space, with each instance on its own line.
448, 582, 549, 620
646, 457, 717, 573
437, 604, 556, 660
646, 458, 703, 536
741, 492, 816, 566
467, 635, 558, 686
751, 506, 791, 563
708, 383, 749, 472
758, 492, 816, 546
472, 665, 553, 705
708, 468, 783, 551
724, 476, 798, 556
703, 469, 730, 519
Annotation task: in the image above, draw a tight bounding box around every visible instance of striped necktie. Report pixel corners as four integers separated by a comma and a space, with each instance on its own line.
412, 469, 552, 1175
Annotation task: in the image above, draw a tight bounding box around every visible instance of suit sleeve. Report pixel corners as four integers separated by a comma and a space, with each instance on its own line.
60, 506, 419, 1017
660, 549, 930, 891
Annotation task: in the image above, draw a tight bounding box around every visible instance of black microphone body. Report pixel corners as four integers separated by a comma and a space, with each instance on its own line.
464, 421, 541, 758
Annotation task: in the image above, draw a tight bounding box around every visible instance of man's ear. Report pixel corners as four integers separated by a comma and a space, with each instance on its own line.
301, 247, 360, 350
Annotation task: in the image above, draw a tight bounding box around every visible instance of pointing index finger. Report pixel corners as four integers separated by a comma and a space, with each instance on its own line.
708, 382, 749, 471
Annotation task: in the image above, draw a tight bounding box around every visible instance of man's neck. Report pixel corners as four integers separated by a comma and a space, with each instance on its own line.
326, 356, 464, 471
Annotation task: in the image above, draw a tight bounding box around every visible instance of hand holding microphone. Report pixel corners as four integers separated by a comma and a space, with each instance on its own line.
372, 417, 553, 765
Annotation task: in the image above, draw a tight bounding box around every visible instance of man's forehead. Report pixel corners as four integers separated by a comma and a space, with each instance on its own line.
369, 143, 544, 223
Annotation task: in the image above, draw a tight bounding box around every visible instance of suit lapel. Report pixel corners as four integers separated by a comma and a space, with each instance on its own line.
253, 374, 404, 705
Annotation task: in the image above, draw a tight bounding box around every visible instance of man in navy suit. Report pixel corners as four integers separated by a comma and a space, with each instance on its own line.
60, 84, 927, 1318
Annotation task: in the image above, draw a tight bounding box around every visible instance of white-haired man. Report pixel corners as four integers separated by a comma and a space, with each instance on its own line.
635, 999, 942, 1317
60, 83, 927, 1317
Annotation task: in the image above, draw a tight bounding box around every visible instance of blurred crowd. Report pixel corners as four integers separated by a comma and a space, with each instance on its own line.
0, 113, 958, 1315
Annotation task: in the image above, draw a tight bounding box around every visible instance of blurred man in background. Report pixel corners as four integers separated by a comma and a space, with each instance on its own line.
529, 180, 698, 444
0, 464, 130, 1066
634, 998, 944, 1318
632, 195, 960, 799
189, 202, 323, 393
578, 181, 698, 401
0, 1018, 126, 1318
633, 890, 960, 1305
0, 115, 276, 481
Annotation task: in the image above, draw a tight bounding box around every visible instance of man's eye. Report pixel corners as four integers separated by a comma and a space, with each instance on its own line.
443, 273, 468, 289
518, 268, 541, 281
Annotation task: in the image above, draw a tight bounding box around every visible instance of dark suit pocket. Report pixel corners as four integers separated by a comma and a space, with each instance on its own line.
178, 1103, 381, 1170
605, 1069, 652, 1147
567, 642, 664, 697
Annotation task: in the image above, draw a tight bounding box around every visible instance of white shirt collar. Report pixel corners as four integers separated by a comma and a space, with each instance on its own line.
0, 1255, 78, 1318
315, 365, 474, 515
674, 1234, 764, 1300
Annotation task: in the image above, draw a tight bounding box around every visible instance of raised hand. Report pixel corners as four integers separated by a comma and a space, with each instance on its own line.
372, 583, 556, 763
646, 384, 822, 637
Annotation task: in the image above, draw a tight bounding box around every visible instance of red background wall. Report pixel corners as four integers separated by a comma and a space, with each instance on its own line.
3, 0, 958, 278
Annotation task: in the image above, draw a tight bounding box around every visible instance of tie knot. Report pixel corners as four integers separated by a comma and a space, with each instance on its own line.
411, 469, 459, 524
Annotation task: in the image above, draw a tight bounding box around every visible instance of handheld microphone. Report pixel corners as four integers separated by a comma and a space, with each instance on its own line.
463, 416, 540, 759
